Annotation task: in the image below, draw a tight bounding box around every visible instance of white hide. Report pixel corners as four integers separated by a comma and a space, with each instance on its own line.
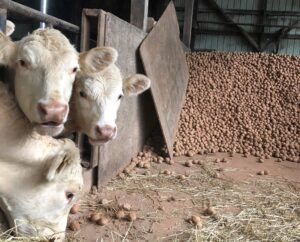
0, 82, 83, 241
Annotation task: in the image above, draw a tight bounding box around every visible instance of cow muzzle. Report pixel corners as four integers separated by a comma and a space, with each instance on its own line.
35, 101, 68, 136
38, 101, 68, 124
89, 125, 117, 145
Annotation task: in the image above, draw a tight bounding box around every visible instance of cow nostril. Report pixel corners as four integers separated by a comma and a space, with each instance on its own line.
38, 103, 48, 116
96, 125, 116, 138
96, 126, 102, 136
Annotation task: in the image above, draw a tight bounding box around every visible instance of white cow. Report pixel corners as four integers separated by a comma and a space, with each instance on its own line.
0, 82, 83, 241
66, 47, 151, 145
0, 28, 79, 137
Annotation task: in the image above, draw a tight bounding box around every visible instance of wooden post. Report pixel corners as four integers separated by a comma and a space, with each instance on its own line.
96, 10, 106, 47
259, 0, 267, 49
183, 0, 194, 48
130, 0, 149, 31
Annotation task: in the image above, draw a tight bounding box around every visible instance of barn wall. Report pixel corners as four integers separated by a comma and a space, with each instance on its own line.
174, 0, 300, 55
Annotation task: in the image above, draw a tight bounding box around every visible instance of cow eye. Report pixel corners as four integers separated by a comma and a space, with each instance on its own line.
118, 94, 123, 100
72, 67, 78, 73
19, 59, 27, 68
65, 192, 74, 201
79, 91, 87, 98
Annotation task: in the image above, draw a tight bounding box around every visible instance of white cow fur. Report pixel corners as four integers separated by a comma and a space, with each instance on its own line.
0, 82, 83, 241
0, 28, 79, 137
66, 47, 151, 145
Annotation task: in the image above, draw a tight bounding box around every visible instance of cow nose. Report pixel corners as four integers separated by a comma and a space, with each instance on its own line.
38, 101, 68, 123
96, 125, 116, 139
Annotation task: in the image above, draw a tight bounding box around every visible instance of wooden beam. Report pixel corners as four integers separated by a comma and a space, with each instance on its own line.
130, 0, 149, 31
96, 10, 106, 47
183, 0, 194, 48
80, 9, 91, 51
261, 20, 300, 53
206, 0, 260, 52
259, 0, 267, 49
190, 0, 199, 51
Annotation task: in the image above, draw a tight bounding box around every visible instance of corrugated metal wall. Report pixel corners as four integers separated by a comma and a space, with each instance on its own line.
174, 0, 300, 55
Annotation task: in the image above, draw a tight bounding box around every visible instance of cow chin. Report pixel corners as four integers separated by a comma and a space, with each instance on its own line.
88, 133, 118, 146
19, 225, 65, 242
17, 224, 65, 242
2, 210, 66, 242
88, 137, 112, 146
34, 123, 64, 137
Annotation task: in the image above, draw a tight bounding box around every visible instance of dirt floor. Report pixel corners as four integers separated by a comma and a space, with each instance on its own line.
66, 153, 300, 242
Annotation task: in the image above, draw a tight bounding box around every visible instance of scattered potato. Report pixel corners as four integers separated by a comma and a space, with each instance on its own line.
187, 150, 194, 157
89, 213, 101, 222
177, 174, 186, 180
185, 160, 192, 167
167, 196, 176, 202
143, 170, 151, 176
100, 198, 109, 205
204, 206, 216, 216
96, 216, 109, 226
70, 204, 79, 214
122, 203, 131, 211
213, 173, 220, 178
127, 212, 137, 221
69, 221, 80, 231
165, 157, 171, 163
191, 215, 201, 225
221, 158, 228, 163
163, 170, 171, 175
258, 158, 264, 163
257, 171, 264, 176
116, 210, 126, 220
214, 158, 221, 163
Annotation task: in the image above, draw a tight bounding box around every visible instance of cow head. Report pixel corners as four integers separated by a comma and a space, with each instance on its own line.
0, 139, 83, 241
0, 28, 79, 136
73, 47, 151, 145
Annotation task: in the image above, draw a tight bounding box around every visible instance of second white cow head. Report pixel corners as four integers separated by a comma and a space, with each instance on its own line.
72, 47, 151, 145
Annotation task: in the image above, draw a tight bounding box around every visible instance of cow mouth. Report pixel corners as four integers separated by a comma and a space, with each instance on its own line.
41, 121, 63, 127
89, 137, 111, 146
34, 122, 65, 136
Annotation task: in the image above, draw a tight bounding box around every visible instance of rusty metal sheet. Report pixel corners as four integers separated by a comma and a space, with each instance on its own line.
96, 12, 157, 187
139, 2, 189, 158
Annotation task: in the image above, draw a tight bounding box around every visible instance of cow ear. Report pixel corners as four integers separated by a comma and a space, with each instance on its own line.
123, 74, 151, 96
79, 47, 118, 73
45, 140, 80, 181
6, 20, 15, 37
0, 31, 17, 66
46, 153, 68, 181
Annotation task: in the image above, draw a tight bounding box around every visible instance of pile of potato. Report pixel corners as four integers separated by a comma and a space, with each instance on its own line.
174, 52, 299, 162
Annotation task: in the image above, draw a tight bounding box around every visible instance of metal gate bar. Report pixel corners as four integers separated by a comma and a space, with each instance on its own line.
0, 0, 79, 33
